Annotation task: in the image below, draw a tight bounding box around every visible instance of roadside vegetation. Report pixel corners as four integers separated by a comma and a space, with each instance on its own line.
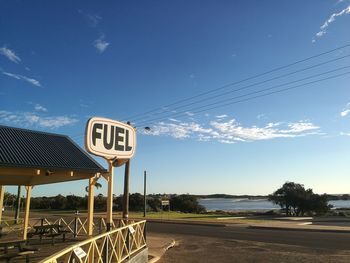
3, 192, 205, 214
268, 182, 331, 216
3, 184, 349, 218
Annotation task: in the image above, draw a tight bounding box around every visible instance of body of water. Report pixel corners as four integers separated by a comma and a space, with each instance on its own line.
198, 198, 350, 211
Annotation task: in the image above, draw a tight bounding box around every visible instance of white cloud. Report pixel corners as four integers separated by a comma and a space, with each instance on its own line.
0, 47, 21, 63
34, 104, 47, 112
340, 103, 350, 117
86, 14, 102, 27
0, 111, 78, 128
78, 10, 102, 28
184, 111, 194, 116
314, 5, 350, 40
216, 114, 228, 119
340, 132, 350, 136
2, 71, 41, 87
142, 117, 320, 144
94, 36, 110, 53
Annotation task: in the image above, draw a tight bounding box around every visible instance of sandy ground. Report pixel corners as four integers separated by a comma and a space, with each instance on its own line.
156, 233, 350, 263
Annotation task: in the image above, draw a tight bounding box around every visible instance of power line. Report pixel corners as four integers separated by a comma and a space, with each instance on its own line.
130, 54, 350, 122
124, 43, 350, 122
135, 68, 350, 127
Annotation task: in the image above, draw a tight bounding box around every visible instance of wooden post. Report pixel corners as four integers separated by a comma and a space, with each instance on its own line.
23, 186, 32, 240
143, 171, 147, 218
0, 186, 4, 223
106, 161, 114, 231
122, 160, 130, 221
87, 177, 95, 236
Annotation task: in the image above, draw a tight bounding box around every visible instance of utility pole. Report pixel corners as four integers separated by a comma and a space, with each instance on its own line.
14, 186, 21, 224
143, 170, 147, 217
122, 160, 130, 220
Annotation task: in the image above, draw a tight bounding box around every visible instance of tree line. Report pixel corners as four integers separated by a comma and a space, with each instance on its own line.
3, 192, 206, 214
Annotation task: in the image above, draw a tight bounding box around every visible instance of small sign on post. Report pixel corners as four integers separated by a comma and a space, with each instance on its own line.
128, 225, 135, 235
161, 200, 170, 206
73, 247, 87, 259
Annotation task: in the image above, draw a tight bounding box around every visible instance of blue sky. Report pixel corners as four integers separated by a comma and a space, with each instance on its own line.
1, 1, 350, 197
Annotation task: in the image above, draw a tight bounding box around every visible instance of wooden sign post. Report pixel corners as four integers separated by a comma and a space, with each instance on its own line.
85, 117, 136, 231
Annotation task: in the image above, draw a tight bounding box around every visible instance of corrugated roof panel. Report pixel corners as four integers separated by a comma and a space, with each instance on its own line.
0, 125, 106, 172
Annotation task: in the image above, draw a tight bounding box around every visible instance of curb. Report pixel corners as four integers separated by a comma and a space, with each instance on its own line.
145, 219, 226, 227
249, 225, 350, 234
148, 239, 176, 263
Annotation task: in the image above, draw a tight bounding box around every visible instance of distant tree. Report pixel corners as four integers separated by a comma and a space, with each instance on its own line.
51, 195, 67, 210
269, 182, 332, 216
129, 193, 144, 211
170, 195, 206, 213
147, 197, 161, 212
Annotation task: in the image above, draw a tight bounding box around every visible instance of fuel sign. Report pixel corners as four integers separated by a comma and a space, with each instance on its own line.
85, 117, 136, 160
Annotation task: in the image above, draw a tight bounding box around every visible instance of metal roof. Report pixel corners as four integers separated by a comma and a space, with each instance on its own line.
0, 125, 106, 173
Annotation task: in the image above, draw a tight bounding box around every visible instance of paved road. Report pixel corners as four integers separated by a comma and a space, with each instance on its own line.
147, 222, 350, 250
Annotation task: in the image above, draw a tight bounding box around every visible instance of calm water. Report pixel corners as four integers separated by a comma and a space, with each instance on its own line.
198, 198, 350, 211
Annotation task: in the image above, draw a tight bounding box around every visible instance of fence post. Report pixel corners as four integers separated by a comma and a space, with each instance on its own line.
103, 238, 109, 262
143, 222, 147, 242
99, 218, 103, 234
127, 228, 131, 259
74, 217, 78, 238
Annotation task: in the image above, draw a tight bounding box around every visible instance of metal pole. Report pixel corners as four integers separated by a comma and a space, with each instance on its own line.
143, 171, 147, 217
106, 161, 114, 231
122, 160, 130, 221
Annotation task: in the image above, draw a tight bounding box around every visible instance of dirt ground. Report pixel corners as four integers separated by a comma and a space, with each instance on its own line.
157, 234, 350, 263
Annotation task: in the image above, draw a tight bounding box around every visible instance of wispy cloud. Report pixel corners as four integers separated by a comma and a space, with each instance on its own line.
0, 110, 78, 128
142, 117, 320, 144
184, 111, 194, 117
340, 132, 350, 136
2, 71, 41, 87
313, 5, 350, 41
0, 47, 21, 63
78, 10, 102, 28
216, 114, 228, 119
340, 103, 350, 117
78, 11, 110, 53
94, 36, 110, 53
34, 104, 47, 112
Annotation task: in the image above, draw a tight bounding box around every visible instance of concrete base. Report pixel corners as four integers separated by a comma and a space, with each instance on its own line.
127, 247, 148, 263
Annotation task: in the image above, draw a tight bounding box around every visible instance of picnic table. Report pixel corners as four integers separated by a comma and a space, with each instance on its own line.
28, 224, 70, 245
0, 239, 37, 263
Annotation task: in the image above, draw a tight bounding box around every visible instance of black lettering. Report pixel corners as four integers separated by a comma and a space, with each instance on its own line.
92, 123, 102, 146
125, 130, 132, 151
115, 127, 124, 151
103, 124, 114, 150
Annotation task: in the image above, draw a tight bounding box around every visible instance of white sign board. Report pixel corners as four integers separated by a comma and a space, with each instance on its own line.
161, 200, 170, 206
128, 226, 135, 234
73, 247, 87, 259
85, 117, 136, 160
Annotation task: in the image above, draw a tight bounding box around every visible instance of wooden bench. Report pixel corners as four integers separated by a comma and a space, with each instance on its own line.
0, 251, 34, 263
29, 224, 70, 245
0, 240, 37, 263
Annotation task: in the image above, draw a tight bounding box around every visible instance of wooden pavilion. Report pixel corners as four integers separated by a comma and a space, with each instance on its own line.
0, 125, 107, 239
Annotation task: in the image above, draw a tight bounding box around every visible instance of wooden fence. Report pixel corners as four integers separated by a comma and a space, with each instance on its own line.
39, 220, 147, 263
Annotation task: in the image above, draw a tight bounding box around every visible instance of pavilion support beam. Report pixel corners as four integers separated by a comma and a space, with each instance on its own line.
87, 177, 95, 236
0, 185, 4, 222
106, 161, 114, 231
23, 186, 32, 240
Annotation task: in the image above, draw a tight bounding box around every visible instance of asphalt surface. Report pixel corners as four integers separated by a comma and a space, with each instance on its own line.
147, 222, 350, 251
